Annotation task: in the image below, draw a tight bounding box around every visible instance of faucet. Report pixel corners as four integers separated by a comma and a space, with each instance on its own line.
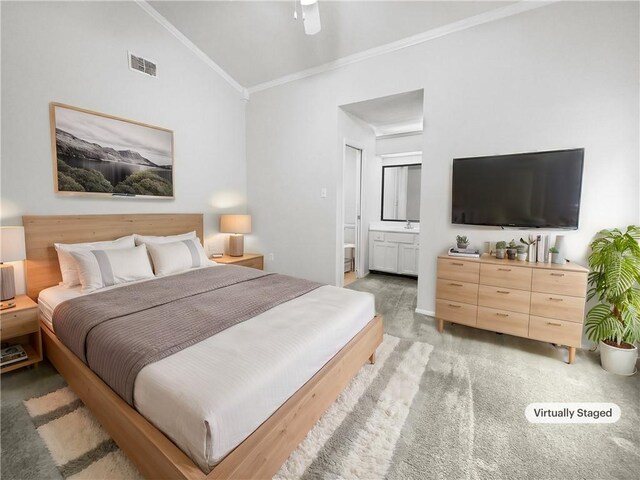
405, 220, 413, 229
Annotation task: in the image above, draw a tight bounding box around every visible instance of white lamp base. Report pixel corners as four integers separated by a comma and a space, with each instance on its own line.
228, 234, 245, 257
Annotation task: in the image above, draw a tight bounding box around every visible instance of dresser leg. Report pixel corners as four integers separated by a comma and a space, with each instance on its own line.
568, 346, 576, 364
437, 318, 444, 333
369, 352, 376, 365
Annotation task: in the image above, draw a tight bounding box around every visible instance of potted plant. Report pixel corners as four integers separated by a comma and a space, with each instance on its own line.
516, 244, 527, 261
585, 225, 640, 375
456, 235, 469, 249
549, 246, 562, 264
520, 237, 537, 262
506, 239, 518, 260
495, 241, 507, 259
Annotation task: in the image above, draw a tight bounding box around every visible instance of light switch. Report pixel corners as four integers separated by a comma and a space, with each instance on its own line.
320, 187, 327, 198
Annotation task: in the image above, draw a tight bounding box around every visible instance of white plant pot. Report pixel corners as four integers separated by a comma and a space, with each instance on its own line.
599, 341, 638, 375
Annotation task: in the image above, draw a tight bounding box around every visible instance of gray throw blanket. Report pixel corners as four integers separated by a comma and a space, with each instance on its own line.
53, 265, 322, 405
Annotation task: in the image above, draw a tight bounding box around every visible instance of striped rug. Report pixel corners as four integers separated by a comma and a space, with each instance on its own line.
24, 334, 432, 479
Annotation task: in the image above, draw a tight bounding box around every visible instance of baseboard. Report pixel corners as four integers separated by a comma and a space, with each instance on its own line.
415, 308, 435, 317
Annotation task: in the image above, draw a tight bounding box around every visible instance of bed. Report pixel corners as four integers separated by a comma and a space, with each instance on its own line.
24, 214, 383, 479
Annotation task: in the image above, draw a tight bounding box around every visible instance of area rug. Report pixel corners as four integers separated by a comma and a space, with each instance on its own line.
23, 334, 433, 479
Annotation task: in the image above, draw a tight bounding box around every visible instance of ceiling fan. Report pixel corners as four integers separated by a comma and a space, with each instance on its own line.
294, 0, 321, 35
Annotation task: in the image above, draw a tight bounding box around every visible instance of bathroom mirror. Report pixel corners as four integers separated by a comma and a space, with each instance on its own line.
381, 164, 421, 222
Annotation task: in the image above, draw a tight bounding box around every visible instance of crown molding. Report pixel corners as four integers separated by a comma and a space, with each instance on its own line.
134, 0, 249, 99
248, 1, 554, 95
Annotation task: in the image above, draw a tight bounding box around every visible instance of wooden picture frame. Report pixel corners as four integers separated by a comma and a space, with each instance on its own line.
50, 103, 175, 199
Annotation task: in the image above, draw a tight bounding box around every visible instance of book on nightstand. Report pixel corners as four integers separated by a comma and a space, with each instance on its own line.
0, 345, 28, 367
448, 247, 480, 258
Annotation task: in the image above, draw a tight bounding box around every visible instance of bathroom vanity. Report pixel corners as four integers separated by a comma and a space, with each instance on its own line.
369, 225, 420, 276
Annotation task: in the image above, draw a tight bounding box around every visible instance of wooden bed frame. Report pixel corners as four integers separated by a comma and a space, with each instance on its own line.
24, 214, 383, 480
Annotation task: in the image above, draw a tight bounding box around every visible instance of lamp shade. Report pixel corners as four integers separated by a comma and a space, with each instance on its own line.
0, 226, 26, 262
220, 215, 251, 234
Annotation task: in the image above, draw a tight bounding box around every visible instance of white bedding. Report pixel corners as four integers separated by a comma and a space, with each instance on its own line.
38, 274, 375, 473
39, 285, 83, 329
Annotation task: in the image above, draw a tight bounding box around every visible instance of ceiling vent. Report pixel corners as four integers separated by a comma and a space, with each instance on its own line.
128, 51, 157, 78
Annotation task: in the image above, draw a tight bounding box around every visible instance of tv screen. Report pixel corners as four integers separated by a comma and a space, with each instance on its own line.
452, 148, 584, 229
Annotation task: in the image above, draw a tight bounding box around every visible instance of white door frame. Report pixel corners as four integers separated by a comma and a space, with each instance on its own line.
337, 139, 366, 287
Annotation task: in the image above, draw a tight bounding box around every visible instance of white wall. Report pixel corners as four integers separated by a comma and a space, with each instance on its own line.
1, 2, 247, 268
381, 154, 422, 167
246, 2, 639, 314
376, 133, 422, 156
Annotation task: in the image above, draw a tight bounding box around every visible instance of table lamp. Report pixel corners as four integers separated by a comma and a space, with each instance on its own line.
220, 215, 251, 257
1, 226, 26, 309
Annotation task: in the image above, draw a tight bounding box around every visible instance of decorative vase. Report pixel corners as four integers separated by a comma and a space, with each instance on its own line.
599, 341, 638, 376
507, 249, 517, 260
517, 252, 527, 261
496, 248, 506, 259
527, 244, 536, 262
554, 235, 566, 264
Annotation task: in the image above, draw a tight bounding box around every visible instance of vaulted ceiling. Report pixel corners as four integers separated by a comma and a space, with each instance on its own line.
148, 1, 516, 89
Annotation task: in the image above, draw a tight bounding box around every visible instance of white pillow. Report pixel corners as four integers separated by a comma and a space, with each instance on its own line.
146, 238, 215, 276
69, 244, 154, 293
55, 235, 135, 287
133, 231, 196, 246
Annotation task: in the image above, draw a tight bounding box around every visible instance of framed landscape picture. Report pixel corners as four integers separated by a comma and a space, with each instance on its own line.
50, 103, 174, 198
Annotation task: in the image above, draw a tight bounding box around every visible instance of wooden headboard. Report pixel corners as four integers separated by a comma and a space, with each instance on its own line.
23, 214, 204, 300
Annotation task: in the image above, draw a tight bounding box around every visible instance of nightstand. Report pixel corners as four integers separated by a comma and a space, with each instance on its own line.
0, 295, 42, 373
213, 253, 264, 270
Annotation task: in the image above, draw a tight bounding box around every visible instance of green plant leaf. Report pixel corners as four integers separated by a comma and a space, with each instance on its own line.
604, 253, 635, 297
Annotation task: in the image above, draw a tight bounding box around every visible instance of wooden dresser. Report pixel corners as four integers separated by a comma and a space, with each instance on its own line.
435, 254, 588, 363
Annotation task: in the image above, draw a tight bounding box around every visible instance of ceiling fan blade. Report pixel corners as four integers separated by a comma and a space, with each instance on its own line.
302, 1, 321, 35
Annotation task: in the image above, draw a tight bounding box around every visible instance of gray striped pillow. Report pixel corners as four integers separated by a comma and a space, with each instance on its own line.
69, 245, 155, 292
145, 238, 214, 276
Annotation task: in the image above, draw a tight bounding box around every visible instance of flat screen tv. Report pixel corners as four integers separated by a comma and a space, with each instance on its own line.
452, 148, 584, 229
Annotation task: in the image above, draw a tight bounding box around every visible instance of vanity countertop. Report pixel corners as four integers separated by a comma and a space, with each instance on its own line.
369, 224, 420, 234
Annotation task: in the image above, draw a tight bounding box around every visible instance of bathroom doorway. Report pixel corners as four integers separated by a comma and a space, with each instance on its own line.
343, 144, 362, 286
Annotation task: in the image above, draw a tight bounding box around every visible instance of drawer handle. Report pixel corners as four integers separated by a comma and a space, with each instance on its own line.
548, 297, 564, 302
448, 304, 462, 309
496, 290, 510, 294
451, 262, 464, 266
547, 321, 562, 327
496, 313, 509, 317
449, 283, 463, 287
498, 268, 512, 272
550, 273, 565, 277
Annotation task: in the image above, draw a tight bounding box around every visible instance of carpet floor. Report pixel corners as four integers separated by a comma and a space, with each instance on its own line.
2, 273, 639, 479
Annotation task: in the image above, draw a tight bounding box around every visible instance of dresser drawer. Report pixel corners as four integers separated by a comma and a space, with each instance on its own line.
530, 292, 585, 323
478, 285, 531, 314
436, 299, 477, 327
532, 269, 587, 297
437, 258, 480, 283
436, 279, 478, 305
238, 257, 263, 270
477, 306, 529, 337
1, 309, 38, 340
480, 263, 532, 290
528, 315, 582, 347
